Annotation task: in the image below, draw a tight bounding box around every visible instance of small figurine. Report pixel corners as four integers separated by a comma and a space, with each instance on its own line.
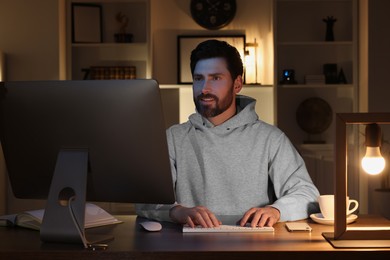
338, 68, 347, 84
323, 16, 337, 41
116, 12, 128, 34
114, 12, 133, 43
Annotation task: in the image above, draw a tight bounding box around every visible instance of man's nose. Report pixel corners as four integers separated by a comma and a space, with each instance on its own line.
201, 80, 212, 94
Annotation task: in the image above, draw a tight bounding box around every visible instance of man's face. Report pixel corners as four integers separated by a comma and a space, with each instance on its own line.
192, 57, 237, 120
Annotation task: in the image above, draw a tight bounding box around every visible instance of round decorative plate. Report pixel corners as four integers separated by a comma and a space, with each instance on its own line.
296, 97, 333, 134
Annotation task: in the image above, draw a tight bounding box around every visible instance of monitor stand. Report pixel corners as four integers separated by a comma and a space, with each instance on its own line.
40, 149, 113, 248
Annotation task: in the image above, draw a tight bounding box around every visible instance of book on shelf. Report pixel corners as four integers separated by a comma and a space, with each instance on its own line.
90, 66, 136, 80
0, 203, 122, 231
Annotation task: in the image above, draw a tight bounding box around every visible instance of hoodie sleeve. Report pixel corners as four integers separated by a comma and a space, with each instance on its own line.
267, 133, 320, 221
135, 128, 177, 222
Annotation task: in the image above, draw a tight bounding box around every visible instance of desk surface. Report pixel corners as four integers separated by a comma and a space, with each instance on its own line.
1, 215, 390, 259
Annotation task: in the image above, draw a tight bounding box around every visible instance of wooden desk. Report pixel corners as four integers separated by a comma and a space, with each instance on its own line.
0, 215, 389, 259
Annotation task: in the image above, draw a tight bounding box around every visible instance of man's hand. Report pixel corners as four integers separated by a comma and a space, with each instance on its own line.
169, 205, 221, 228
239, 206, 280, 227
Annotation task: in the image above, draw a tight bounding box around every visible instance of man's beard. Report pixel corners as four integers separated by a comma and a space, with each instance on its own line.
194, 86, 234, 118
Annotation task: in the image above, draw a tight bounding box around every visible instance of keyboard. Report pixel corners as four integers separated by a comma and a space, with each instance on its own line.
182, 224, 274, 233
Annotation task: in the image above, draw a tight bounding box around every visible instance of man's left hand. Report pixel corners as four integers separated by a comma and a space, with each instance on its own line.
239, 206, 280, 227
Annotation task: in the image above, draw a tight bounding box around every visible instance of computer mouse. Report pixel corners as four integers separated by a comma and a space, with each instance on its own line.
139, 221, 162, 232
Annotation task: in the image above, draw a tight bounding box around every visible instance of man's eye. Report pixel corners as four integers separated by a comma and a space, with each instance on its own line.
193, 76, 202, 81
213, 76, 221, 80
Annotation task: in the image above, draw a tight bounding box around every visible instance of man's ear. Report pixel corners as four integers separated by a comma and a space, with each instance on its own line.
233, 75, 243, 93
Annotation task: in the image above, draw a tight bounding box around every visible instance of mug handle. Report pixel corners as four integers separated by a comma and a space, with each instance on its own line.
347, 199, 359, 215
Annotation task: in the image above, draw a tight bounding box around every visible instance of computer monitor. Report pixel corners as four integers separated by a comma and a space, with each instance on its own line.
0, 79, 175, 246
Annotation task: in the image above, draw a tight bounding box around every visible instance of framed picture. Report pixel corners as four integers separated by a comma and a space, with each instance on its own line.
177, 35, 246, 84
72, 4, 102, 43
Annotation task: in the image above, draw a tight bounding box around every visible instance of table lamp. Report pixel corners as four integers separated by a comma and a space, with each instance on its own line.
245, 39, 258, 84
323, 113, 390, 248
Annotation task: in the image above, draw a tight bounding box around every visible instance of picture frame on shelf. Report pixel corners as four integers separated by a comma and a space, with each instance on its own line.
72, 4, 102, 43
177, 35, 246, 84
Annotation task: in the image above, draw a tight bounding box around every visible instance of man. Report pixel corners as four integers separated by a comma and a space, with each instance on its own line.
136, 40, 319, 228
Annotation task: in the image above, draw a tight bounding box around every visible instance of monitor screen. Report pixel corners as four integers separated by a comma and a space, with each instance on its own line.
0, 79, 175, 203
0, 79, 175, 245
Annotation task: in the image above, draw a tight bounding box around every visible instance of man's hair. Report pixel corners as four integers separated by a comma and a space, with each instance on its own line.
190, 39, 243, 80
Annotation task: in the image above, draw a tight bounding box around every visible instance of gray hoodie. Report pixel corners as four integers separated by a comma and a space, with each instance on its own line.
136, 95, 319, 222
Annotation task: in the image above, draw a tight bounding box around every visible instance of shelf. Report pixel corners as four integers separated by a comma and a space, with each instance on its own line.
276, 0, 353, 43
66, 0, 151, 80
274, 0, 357, 146
243, 84, 273, 88
276, 0, 353, 3
159, 84, 274, 89
276, 43, 354, 85
71, 43, 148, 61
72, 43, 147, 47
278, 41, 353, 46
278, 84, 353, 89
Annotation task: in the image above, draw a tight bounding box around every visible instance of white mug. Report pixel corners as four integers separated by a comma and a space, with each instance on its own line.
318, 194, 359, 219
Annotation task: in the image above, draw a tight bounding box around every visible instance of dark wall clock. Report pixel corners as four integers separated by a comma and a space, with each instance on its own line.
190, 0, 237, 30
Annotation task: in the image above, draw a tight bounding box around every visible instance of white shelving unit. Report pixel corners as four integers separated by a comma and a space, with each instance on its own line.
273, 0, 359, 196
66, 0, 151, 80
274, 0, 358, 145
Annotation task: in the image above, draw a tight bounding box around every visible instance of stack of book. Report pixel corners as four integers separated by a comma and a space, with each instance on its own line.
305, 74, 325, 85
90, 66, 136, 80
0, 203, 122, 230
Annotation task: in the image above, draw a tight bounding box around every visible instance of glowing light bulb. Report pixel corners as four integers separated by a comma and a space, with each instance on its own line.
361, 147, 385, 175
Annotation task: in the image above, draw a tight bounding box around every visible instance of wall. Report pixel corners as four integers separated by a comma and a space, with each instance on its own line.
368, 1, 390, 113
150, 0, 274, 85
0, 0, 61, 81
367, 0, 390, 214
0, 0, 62, 214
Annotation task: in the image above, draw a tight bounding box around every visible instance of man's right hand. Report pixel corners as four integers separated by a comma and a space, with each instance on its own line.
169, 205, 221, 228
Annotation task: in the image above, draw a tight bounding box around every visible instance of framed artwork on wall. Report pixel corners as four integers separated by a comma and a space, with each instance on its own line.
72, 4, 102, 43
177, 35, 246, 84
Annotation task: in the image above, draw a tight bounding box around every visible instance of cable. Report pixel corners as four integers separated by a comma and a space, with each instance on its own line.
67, 197, 108, 250
67, 196, 89, 249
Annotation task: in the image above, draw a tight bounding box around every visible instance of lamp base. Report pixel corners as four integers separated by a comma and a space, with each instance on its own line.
323, 232, 390, 248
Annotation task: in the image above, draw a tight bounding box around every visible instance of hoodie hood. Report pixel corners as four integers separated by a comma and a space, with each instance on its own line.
188, 95, 259, 132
